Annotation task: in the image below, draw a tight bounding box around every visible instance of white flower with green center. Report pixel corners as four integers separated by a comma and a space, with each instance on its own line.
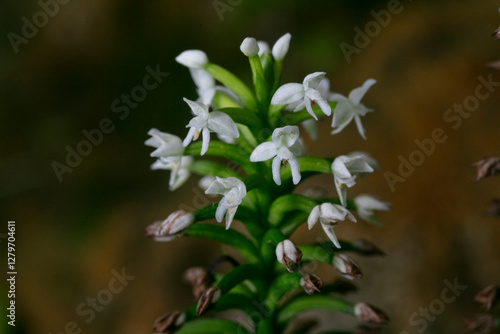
151, 155, 193, 191
182, 98, 239, 156
354, 194, 390, 225
332, 154, 374, 207
145, 128, 184, 158
205, 177, 247, 229
330, 79, 376, 139
271, 72, 331, 120
308, 203, 357, 248
250, 125, 303, 185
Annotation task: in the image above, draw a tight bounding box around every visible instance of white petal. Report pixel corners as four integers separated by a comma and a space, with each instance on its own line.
316, 98, 331, 116
175, 50, 208, 69
322, 224, 341, 249
275, 242, 285, 264
183, 98, 209, 117
190, 69, 215, 90
183, 127, 197, 147
332, 157, 353, 180
271, 83, 305, 105
348, 79, 376, 105
240, 37, 259, 57
272, 156, 282, 185
288, 156, 301, 185
354, 116, 367, 140
272, 125, 300, 147
215, 198, 228, 223
304, 97, 318, 120
331, 101, 355, 133
200, 127, 210, 155
316, 77, 330, 97
307, 205, 320, 229
225, 207, 237, 229
208, 111, 239, 138
303, 72, 326, 90
250, 142, 277, 162
272, 33, 291, 60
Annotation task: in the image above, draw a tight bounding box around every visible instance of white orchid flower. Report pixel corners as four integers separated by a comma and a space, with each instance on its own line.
205, 177, 247, 229
145, 129, 184, 157
271, 72, 331, 120
354, 194, 391, 225
332, 154, 374, 207
151, 155, 193, 191
182, 98, 239, 155
330, 79, 376, 139
308, 203, 357, 248
250, 125, 303, 185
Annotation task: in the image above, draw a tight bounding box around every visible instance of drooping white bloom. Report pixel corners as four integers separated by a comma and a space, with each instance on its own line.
331, 154, 374, 207
250, 125, 303, 185
276, 239, 302, 273
240, 37, 259, 57
271, 72, 331, 120
175, 50, 208, 69
330, 79, 376, 139
205, 177, 247, 229
145, 210, 194, 242
145, 128, 184, 158
182, 98, 239, 155
354, 194, 390, 225
272, 33, 291, 60
307, 203, 357, 248
151, 155, 193, 191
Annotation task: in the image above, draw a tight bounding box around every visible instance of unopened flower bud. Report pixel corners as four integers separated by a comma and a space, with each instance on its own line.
152, 311, 186, 333
240, 37, 259, 57
465, 314, 496, 333
175, 50, 208, 69
276, 239, 302, 273
354, 303, 389, 325
352, 239, 385, 256
473, 157, 500, 181
272, 33, 291, 60
196, 286, 221, 316
145, 210, 194, 242
183, 267, 215, 300
333, 254, 363, 280
475, 285, 499, 312
300, 274, 322, 295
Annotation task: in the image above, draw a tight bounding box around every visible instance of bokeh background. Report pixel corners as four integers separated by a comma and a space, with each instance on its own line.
1, 0, 500, 333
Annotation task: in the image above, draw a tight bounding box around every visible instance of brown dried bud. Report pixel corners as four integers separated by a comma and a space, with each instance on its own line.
300, 274, 323, 295
473, 157, 500, 181
276, 239, 303, 273
352, 239, 385, 256
196, 286, 221, 316
485, 199, 500, 218
475, 285, 500, 312
465, 314, 496, 333
145, 210, 194, 242
354, 303, 390, 326
152, 311, 185, 333
333, 254, 364, 280
183, 267, 215, 300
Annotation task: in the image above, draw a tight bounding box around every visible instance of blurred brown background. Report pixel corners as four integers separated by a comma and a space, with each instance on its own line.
1, 0, 500, 333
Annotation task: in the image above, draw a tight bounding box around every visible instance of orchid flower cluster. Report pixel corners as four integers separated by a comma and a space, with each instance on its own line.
145, 33, 390, 334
